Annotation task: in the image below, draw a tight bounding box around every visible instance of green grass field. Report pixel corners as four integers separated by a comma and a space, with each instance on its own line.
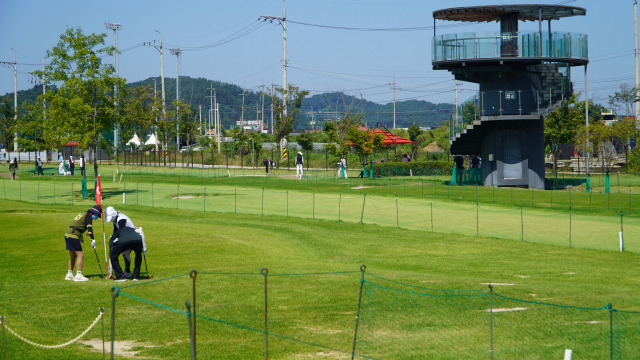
1, 165, 639, 359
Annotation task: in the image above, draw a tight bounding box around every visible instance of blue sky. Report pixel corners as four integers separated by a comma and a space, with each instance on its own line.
0, 0, 636, 110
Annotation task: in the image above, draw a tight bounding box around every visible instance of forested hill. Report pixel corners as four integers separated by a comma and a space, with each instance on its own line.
3, 76, 453, 130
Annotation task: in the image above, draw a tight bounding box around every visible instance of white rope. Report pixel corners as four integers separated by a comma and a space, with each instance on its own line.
2, 309, 104, 349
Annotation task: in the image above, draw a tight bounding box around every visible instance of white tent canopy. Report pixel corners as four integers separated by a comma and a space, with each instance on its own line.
145, 133, 159, 146
127, 133, 141, 146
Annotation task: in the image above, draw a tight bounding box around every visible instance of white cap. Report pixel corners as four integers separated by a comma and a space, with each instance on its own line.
105, 206, 117, 222
298, 152, 302, 155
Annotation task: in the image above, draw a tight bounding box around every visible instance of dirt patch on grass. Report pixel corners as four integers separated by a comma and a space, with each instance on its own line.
296, 350, 350, 358
351, 185, 376, 190
486, 307, 527, 313
0, 173, 17, 179
80, 339, 157, 358
480, 282, 514, 286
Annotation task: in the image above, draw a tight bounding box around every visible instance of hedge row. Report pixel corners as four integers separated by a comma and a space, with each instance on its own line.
370, 160, 452, 177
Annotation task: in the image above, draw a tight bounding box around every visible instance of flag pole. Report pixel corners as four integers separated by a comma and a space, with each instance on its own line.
96, 175, 110, 277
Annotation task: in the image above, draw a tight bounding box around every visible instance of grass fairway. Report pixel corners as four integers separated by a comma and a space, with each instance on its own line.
1, 196, 639, 359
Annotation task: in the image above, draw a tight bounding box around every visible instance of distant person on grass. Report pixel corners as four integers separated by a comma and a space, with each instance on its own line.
80, 154, 85, 177
295, 151, 304, 177
263, 158, 270, 174
36, 157, 44, 176
8, 158, 17, 180
69, 155, 75, 175
64, 205, 102, 282
105, 206, 146, 280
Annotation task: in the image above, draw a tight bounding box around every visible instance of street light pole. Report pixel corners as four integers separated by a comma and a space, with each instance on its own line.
105, 22, 121, 150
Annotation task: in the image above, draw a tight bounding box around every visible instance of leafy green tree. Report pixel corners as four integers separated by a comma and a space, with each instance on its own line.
346, 127, 384, 165
35, 27, 125, 176
609, 83, 638, 122
407, 124, 422, 159
544, 94, 582, 179
0, 97, 17, 151
271, 85, 309, 165
612, 116, 640, 167
18, 100, 47, 153
122, 85, 157, 153
296, 131, 315, 167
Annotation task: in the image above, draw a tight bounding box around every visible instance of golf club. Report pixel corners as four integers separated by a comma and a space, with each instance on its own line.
143, 254, 152, 279
92, 245, 104, 278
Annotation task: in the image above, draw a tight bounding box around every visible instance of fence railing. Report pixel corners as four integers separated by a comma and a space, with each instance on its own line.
105, 268, 639, 359
2, 177, 638, 253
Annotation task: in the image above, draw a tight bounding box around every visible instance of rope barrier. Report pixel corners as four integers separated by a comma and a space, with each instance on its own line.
3, 308, 104, 349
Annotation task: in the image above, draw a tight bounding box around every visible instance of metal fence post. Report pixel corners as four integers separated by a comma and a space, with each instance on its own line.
190, 270, 197, 359
185, 300, 195, 360
110, 288, 119, 360
521, 205, 524, 241
2, 315, 6, 360
360, 194, 367, 224
569, 206, 572, 247
476, 203, 479, 236
262, 268, 269, 360
489, 285, 494, 360
351, 265, 367, 360
430, 202, 434, 233
608, 303, 614, 360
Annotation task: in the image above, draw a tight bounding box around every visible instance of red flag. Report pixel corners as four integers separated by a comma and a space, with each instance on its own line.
95, 175, 102, 207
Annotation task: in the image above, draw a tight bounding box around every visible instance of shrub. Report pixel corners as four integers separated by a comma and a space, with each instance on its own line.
372, 160, 452, 177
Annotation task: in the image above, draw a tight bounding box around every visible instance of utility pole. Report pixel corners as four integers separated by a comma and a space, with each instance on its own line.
392, 78, 396, 129
153, 78, 158, 151
41, 59, 46, 120
105, 22, 121, 150
11, 48, 17, 151
240, 86, 245, 127
260, 0, 288, 149
635, 0, 640, 126
260, 82, 266, 133
170, 48, 182, 147
145, 31, 166, 155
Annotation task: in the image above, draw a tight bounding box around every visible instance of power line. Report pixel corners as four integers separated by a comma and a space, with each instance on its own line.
286, 19, 470, 32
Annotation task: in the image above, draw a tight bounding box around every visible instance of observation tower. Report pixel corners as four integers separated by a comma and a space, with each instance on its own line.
432, 5, 588, 189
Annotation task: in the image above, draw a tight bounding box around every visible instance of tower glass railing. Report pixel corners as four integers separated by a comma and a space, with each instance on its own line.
433, 31, 588, 62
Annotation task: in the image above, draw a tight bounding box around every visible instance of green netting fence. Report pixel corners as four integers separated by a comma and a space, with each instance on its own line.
2, 178, 639, 253
106, 268, 640, 359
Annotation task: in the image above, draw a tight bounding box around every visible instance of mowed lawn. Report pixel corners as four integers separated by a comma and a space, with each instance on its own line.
0, 196, 639, 359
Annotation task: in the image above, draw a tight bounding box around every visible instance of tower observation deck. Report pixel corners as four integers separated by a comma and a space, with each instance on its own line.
432, 4, 587, 189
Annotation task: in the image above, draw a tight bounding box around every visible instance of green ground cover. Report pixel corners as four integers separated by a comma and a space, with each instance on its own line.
1, 166, 639, 359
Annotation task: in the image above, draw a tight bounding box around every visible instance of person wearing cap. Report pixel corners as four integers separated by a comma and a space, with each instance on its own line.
107, 210, 147, 281
295, 151, 304, 178
36, 157, 44, 176
64, 205, 101, 281
105, 206, 146, 279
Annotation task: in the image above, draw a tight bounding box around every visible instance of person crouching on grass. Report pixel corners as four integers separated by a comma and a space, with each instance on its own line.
64, 205, 102, 281
109, 223, 147, 282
